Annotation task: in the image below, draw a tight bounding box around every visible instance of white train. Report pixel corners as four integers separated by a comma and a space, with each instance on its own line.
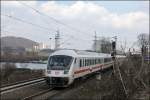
45, 49, 125, 87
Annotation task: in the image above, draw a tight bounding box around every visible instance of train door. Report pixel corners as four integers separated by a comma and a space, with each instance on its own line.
72, 57, 79, 78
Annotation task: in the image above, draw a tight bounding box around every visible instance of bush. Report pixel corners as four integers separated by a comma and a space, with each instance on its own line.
1, 63, 16, 80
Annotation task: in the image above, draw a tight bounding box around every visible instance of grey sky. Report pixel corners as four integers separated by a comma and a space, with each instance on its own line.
1, 1, 149, 51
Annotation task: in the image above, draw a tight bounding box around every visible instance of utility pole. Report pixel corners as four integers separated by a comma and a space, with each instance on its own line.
111, 36, 117, 74
55, 30, 60, 50
49, 37, 52, 50
111, 36, 128, 98
94, 31, 97, 52
112, 36, 117, 59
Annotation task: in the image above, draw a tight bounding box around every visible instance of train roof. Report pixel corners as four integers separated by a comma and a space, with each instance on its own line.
50, 49, 111, 58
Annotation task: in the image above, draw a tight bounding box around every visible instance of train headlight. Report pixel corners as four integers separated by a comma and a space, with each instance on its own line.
64, 70, 69, 74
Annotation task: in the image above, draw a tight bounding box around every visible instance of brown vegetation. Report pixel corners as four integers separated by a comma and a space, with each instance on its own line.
0, 63, 44, 86
0, 52, 48, 62
49, 55, 149, 100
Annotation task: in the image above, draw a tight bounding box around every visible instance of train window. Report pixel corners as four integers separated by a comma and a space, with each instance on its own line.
87, 59, 88, 66
84, 59, 86, 67
83, 59, 84, 66
96, 59, 97, 64
80, 59, 82, 67
104, 58, 111, 63
74, 58, 76, 64
81, 59, 83, 67
82, 59, 83, 67
89, 59, 91, 65
90, 59, 92, 65
88, 59, 90, 66
48, 55, 73, 70
96, 59, 98, 64
93, 59, 94, 65
83, 59, 85, 67
86, 59, 88, 66
104, 58, 106, 62
99, 59, 101, 63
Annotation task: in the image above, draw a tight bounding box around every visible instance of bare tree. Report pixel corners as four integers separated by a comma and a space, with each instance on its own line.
137, 33, 149, 47
137, 33, 149, 56
135, 33, 149, 90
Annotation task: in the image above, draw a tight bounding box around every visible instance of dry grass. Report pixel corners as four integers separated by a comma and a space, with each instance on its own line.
0, 63, 44, 86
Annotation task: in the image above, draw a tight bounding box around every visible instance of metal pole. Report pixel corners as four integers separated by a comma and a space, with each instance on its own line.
49, 38, 52, 50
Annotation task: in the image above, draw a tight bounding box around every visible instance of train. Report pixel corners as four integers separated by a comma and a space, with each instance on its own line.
45, 49, 125, 87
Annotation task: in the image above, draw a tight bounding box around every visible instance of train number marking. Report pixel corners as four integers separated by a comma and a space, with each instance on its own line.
55, 71, 60, 75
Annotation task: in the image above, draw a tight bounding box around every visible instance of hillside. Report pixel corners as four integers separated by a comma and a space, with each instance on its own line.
1, 36, 39, 49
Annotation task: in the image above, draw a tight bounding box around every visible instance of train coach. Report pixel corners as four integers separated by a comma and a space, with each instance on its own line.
45, 49, 125, 87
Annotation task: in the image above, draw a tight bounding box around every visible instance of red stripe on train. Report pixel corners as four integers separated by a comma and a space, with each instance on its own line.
74, 64, 103, 74
74, 68, 90, 74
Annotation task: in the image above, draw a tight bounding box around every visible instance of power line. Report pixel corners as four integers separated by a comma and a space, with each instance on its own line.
2, 14, 91, 48
2, 2, 94, 48
2, 14, 56, 33
17, 1, 96, 48
57, 32, 92, 48
18, 1, 94, 37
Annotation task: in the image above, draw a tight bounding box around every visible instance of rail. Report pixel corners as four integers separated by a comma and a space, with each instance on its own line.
0, 77, 45, 88
22, 88, 54, 100
0, 77, 45, 94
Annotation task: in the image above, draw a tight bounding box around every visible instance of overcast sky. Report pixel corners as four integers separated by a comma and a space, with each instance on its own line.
1, 1, 149, 50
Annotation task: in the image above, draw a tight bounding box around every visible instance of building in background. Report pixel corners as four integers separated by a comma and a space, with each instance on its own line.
93, 37, 112, 53
38, 43, 49, 50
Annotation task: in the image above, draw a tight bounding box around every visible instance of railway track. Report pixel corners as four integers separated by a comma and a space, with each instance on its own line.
0, 77, 44, 88
0, 77, 45, 94
21, 88, 59, 100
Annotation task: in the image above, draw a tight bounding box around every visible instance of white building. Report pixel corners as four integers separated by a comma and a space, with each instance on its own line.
39, 43, 49, 50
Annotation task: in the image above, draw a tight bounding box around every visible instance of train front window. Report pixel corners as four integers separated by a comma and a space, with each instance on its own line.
48, 55, 73, 70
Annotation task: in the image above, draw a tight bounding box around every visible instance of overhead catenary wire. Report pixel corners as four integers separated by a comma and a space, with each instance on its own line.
2, 14, 89, 40
17, 1, 93, 46
2, 14, 56, 33
17, 1, 94, 38
2, 2, 95, 48
17, 1, 103, 49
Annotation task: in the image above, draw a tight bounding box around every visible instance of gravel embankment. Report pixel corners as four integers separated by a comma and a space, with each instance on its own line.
1, 81, 49, 100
